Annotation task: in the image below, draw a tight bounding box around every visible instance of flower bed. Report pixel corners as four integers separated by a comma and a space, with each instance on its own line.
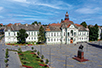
22, 65, 33, 68
30, 53, 35, 54
18, 51, 49, 68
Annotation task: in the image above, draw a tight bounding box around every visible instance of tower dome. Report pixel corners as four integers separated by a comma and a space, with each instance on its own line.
65, 12, 69, 20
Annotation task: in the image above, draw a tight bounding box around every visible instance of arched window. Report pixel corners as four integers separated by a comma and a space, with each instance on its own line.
71, 30, 73, 36
68, 32, 69, 36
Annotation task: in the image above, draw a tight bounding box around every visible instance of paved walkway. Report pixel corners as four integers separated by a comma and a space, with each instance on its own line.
3, 39, 102, 68
32, 42, 102, 68
8, 51, 22, 68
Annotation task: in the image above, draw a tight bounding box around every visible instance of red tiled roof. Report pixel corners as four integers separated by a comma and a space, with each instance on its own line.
49, 23, 61, 26
7, 23, 13, 27
75, 24, 82, 27
67, 24, 71, 28
0, 23, 3, 26
61, 20, 74, 24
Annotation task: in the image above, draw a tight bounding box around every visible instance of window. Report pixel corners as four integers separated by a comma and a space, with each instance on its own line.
34, 37, 35, 40
57, 38, 59, 41
31, 32, 33, 35
57, 33, 59, 36
64, 32, 65, 36
29, 32, 30, 35
51, 38, 53, 41
34, 32, 36, 35
71, 30, 73, 36
68, 32, 69, 36
74, 32, 76, 36
8, 32, 10, 36
14, 32, 15, 36
51, 33, 53, 36
54, 33, 56, 36
54, 39, 56, 41
48, 38, 50, 41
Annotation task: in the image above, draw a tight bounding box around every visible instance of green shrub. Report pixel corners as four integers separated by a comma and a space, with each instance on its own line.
18, 48, 22, 53
34, 49, 37, 52
37, 51, 40, 56
45, 59, 49, 64
31, 47, 34, 52
41, 55, 44, 59
5, 59, 8, 63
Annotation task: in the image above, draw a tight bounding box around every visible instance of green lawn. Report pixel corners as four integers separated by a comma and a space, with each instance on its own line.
19, 51, 49, 68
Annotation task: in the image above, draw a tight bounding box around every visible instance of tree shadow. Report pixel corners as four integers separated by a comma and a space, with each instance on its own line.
87, 43, 102, 49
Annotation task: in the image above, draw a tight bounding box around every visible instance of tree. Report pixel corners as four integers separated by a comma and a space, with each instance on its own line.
32, 21, 38, 25
0, 24, 2, 27
94, 24, 99, 40
80, 21, 87, 28
17, 29, 28, 44
38, 26, 45, 43
88, 24, 99, 41
38, 22, 41, 24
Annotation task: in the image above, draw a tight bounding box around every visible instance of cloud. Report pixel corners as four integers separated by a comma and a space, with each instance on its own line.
11, 0, 30, 3
75, 7, 100, 14
0, 16, 4, 18
0, 7, 3, 11
36, 3, 60, 9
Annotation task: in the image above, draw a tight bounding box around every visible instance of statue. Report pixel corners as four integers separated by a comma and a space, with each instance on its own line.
73, 44, 89, 62
79, 44, 84, 51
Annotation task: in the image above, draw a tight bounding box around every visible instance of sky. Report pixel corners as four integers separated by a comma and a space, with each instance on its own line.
0, 0, 102, 25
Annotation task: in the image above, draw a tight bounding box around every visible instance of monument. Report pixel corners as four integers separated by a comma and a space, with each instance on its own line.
73, 44, 89, 62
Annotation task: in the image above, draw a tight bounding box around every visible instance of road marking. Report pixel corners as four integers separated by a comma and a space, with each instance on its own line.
76, 62, 86, 64
47, 53, 55, 55
89, 55, 97, 57
57, 60, 65, 62
98, 65, 102, 67
68, 58, 74, 60
98, 59, 102, 60
63, 64, 74, 67
52, 56, 60, 58
89, 60, 97, 62
49, 62, 53, 64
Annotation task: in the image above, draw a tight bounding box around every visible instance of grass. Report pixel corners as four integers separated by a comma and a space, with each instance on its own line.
19, 51, 49, 68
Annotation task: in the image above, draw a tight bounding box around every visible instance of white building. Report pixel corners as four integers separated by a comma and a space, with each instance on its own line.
5, 12, 89, 44
98, 26, 102, 40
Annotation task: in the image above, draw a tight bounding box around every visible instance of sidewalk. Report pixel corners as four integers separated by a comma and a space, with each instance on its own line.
8, 51, 22, 68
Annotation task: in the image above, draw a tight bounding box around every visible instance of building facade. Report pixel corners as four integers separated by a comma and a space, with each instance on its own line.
5, 12, 89, 44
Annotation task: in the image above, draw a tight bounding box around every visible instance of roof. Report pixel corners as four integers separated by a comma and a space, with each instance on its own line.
49, 23, 61, 26
5, 24, 41, 31
7, 23, 13, 27
75, 24, 83, 27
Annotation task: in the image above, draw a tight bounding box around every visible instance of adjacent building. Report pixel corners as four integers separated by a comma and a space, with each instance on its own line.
5, 12, 89, 44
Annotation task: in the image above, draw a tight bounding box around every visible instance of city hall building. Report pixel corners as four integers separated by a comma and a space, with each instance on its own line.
5, 12, 89, 44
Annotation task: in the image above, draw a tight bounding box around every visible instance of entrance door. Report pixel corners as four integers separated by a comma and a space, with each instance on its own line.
70, 38, 73, 43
